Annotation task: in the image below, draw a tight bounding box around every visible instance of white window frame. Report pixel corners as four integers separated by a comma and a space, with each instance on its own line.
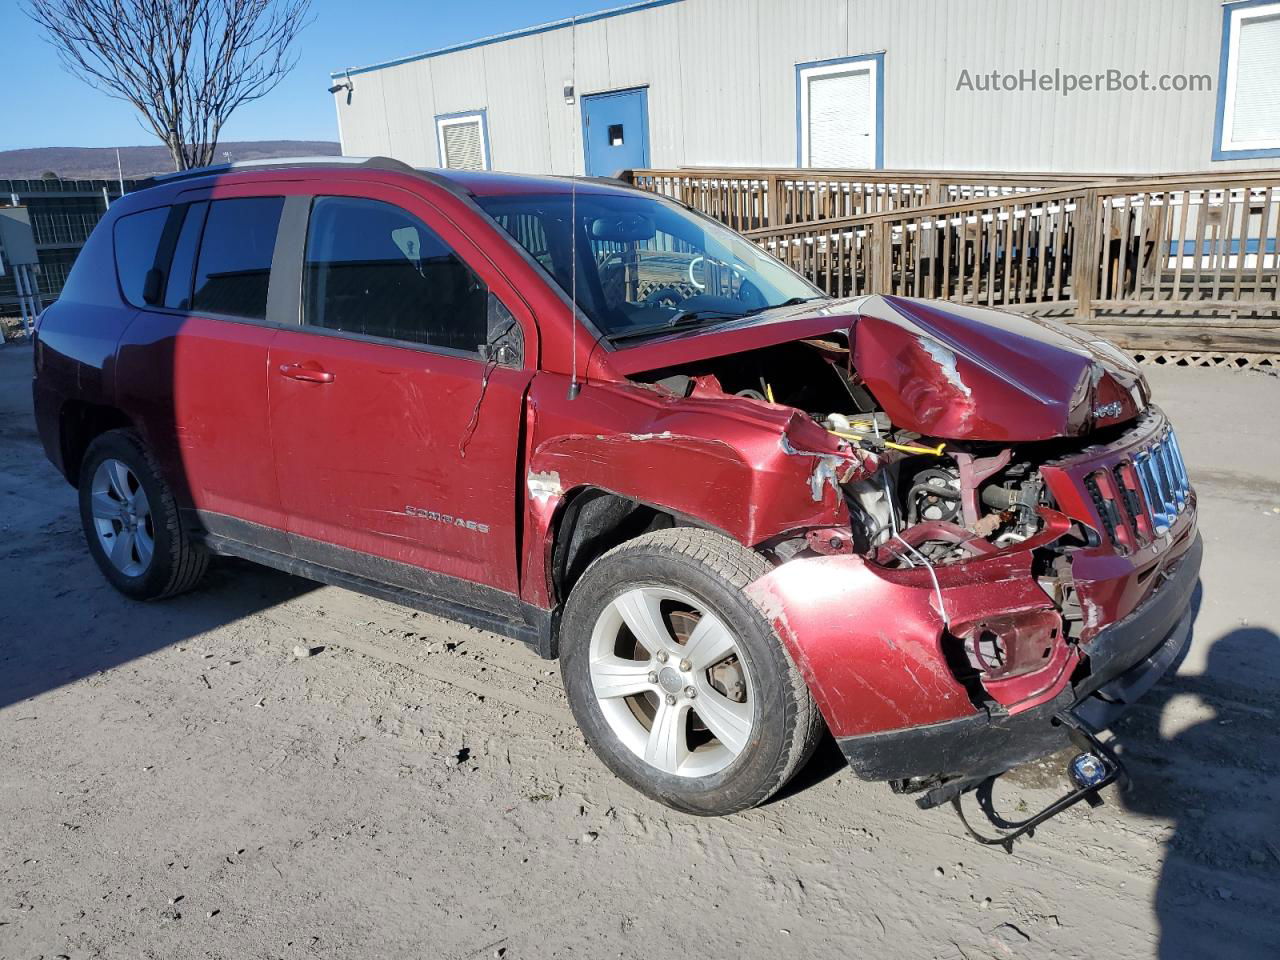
796, 54, 883, 169
1216, 1, 1280, 158
435, 111, 490, 171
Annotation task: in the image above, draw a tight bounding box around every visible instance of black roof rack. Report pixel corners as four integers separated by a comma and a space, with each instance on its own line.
136, 155, 416, 190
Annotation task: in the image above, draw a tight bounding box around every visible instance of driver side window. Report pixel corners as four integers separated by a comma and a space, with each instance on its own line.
303, 195, 522, 364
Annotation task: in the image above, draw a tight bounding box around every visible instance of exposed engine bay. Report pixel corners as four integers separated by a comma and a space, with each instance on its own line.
609, 295, 1193, 844
636, 336, 1086, 571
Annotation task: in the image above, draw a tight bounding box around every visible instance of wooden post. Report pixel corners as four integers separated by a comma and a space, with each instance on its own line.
866, 222, 883, 294
866, 220, 894, 294
767, 174, 782, 229
1073, 188, 1100, 320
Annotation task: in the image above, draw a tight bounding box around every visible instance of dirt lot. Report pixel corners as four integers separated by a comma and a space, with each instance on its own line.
1, 340, 1278, 960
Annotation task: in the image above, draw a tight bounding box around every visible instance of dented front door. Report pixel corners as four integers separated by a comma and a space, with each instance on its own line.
265, 184, 532, 595
269, 331, 529, 593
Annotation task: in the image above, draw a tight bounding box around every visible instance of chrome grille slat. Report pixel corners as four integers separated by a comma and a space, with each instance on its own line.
1130, 428, 1191, 536
1062, 418, 1192, 550
1168, 432, 1191, 501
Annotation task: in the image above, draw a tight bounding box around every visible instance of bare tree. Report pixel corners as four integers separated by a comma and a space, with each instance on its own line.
25, 0, 313, 170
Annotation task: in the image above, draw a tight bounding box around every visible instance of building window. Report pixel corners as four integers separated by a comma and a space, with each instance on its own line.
435, 111, 490, 171
796, 54, 883, 169
1215, 1, 1280, 159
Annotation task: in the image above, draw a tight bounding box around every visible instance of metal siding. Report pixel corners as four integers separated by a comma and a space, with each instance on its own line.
483, 35, 556, 173
603, 1, 686, 167
538, 28, 585, 174
381, 61, 434, 167
675, 0, 766, 167
334, 0, 1280, 174
336, 69, 393, 158
427, 47, 490, 117
757, 0, 848, 166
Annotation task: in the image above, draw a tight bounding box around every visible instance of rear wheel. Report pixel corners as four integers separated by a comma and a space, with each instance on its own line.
78, 429, 208, 600
560, 528, 823, 815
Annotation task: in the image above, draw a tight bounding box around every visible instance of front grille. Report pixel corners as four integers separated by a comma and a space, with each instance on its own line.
1081, 427, 1191, 549
1133, 430, 1191, 534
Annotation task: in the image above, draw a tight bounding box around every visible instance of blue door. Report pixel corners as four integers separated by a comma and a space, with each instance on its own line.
581, 88, 650, 177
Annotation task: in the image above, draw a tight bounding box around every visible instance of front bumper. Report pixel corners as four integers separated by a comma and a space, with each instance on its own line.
834, 531, 1202, 782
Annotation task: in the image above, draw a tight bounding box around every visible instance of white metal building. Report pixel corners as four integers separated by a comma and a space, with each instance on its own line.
331, 0, 1280, 176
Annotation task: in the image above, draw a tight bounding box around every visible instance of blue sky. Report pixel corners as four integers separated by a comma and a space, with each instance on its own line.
3, 0, 611, 150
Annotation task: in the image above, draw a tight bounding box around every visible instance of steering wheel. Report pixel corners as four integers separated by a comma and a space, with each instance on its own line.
687, 256, 706, 291
688, 255, 752, 292
642, 286, 688, 309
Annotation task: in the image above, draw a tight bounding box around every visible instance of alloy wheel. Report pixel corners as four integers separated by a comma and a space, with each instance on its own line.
89, 458, 155, 578
588, 586, 754, 778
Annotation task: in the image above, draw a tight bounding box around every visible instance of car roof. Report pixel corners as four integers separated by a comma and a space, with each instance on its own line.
432, 168, 638, 198
137, 155, 639, 199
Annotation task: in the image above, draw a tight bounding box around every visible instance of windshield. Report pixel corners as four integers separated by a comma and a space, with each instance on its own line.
477, 191, 823, 341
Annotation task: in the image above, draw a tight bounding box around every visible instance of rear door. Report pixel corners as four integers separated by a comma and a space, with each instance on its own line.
114, 190, 288, 534
266, 183, 534, 598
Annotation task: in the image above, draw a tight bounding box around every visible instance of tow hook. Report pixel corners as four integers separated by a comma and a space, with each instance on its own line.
944, 715, 1125, 853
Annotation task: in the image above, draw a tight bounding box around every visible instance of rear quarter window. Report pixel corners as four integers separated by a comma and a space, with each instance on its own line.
191, 197, 283, 320
112, 206, 170, 307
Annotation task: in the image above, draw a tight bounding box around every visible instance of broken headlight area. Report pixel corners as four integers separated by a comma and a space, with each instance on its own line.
632, 334, 1101, 571
945, 608, 1075, 712
632, 332, 1175, 701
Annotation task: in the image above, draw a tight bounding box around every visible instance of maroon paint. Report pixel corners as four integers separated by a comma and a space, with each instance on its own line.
268, 330, 531, 593
747, 509, 1078, 736
115, 314, 285, 530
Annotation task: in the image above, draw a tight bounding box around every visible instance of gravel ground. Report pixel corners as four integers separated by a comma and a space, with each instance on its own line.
1, 340, 1278, 960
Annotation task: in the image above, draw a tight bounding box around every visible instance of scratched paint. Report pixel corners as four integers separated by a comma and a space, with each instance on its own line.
915, 336, 971, 398
526, 470, 563, 504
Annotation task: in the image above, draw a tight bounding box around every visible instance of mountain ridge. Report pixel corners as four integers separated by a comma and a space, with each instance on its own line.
0, 141, 342, 180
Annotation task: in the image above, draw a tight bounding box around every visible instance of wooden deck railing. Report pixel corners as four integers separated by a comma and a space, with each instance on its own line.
630, 166, 1108, 232
629, 167, 1280, 358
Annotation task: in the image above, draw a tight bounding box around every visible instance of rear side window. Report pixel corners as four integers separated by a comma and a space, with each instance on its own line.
302, 196, 489, 354
191, 197, 283, 320
113, 206, 169, 307
164, 202, 208, 310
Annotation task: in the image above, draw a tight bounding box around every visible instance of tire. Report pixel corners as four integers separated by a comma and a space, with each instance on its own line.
78, 429, 209, 600
560, 528, 824, 816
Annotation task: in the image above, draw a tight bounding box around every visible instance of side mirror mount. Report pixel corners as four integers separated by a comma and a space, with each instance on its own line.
482, 294, 525, 367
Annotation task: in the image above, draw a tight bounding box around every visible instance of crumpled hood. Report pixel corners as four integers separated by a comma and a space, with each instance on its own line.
852, 296, 1149, 442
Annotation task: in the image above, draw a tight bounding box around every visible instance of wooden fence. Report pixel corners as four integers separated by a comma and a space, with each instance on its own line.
628, 167, 1280, 365
630, 166, 1108, 233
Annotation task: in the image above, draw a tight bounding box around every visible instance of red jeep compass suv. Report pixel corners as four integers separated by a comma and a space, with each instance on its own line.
33, 157, 1200, 819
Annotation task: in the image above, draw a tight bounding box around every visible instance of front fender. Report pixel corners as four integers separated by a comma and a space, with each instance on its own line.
517, 375, 854, 607
745, 544, 1071, 739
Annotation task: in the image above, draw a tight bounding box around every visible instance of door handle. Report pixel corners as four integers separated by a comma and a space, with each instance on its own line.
278, 362, 334, 384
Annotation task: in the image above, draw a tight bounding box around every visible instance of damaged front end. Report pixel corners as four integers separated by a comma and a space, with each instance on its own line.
623, 295, 1201, 811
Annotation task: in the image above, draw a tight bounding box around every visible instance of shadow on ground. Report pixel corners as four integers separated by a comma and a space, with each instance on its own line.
0, 341, 319, 711
0, 556, 318, 711
1115, 625, 1280, 959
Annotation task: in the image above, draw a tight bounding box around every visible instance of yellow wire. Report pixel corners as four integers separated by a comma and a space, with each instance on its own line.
765, 382, 775, 403
828, 429, 946, 457
886, 439, 947, 456
828, 428, 866, 442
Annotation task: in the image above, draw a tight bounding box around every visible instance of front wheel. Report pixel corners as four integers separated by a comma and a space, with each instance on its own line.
560, 528, 824, 815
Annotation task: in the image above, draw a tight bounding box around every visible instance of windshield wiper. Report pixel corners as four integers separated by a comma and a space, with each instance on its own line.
607, 297, 828, 344
608, 310, 746, 343
742, 295, 828, 317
